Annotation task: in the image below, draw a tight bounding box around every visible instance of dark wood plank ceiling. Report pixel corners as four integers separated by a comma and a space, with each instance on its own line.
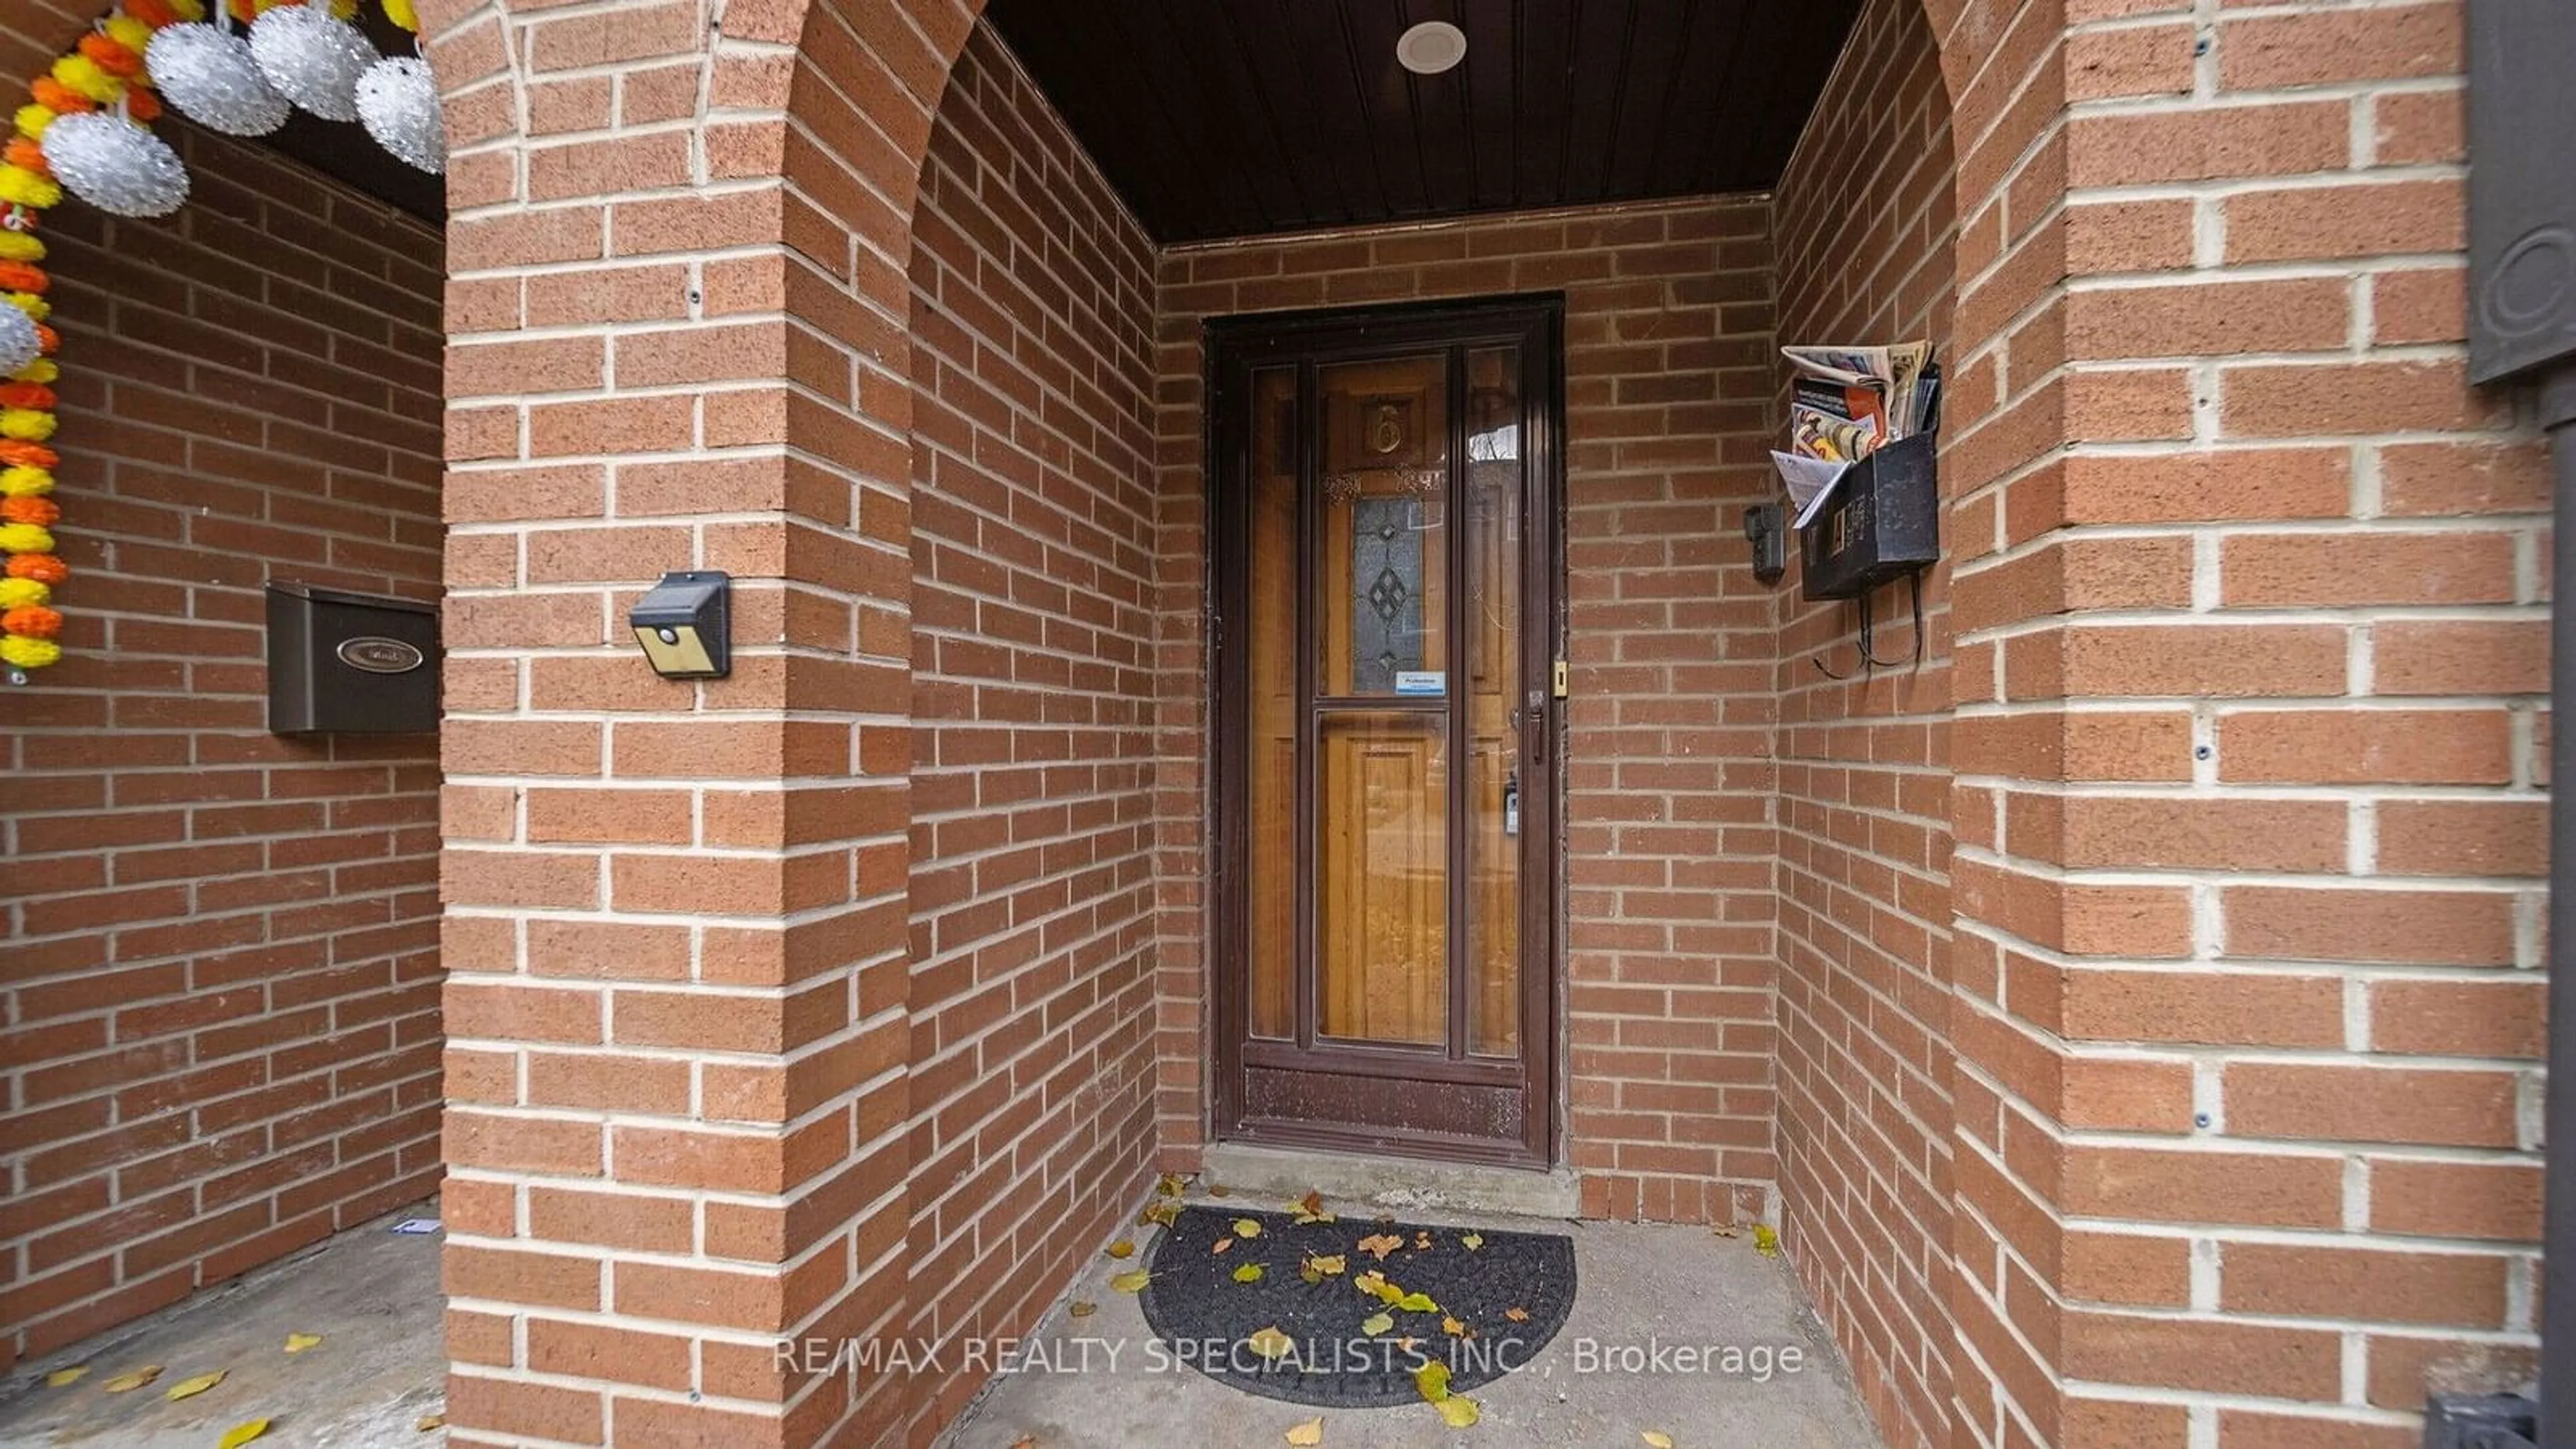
983, 0, 1864, 245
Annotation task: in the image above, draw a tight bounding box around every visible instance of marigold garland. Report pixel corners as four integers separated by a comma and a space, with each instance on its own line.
0, 0, 206, 677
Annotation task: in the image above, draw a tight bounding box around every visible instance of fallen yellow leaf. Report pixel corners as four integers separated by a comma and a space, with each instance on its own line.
1753, 1224, 1780, 1258
166, 1371, 225, 1401
1436, 1395, 1481, 1428
1306, 1254, 1346, 1276
1246, 1325, 1295, 1361
1105, 1240, 1135, 1259
103, 1366, 162, 1393
1069, 1301, 1096, 1318
219, 1419, 271, 1448
1504, 1306, 1530, 1323
1360, 1311, 1394, 1335
1394, 1291, 1437, 1313
1371, 1279, 1405, 1306
1142, 1201, 1181, 1228
284, 1333, 323, 1354
415, 1415, 445, 1433
1234, 1263, 1265, 1283
1111, 1270, 1151, 1293
1442, 1316, 1466, 1336
44, 1366, 86, 1387
1414, 1359, 1451, 1403
1234, 1218, 1262, 1238
1356, 1232, 1403, 1261
1158, 1173, 1185, 1197
1643, 1434, 1676, 1448
1355, 1269, 1387, 1295
1285, 1415, 1324, 1446
1460, 1232, 1484, 1250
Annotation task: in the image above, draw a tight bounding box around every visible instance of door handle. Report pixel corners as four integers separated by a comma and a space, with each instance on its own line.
1524, 688, 1548, 767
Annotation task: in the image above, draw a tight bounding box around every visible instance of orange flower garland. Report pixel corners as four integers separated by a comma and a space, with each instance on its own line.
0, 0, 199, 678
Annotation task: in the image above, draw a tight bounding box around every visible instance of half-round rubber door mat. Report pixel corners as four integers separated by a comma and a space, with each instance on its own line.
1136, 1205, 1576, 1408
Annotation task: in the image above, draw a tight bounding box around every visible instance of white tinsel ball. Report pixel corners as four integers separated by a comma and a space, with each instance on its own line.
148, 23, 290, 137
355, 56, 443, 174
0, 304, 40, 376
40, 111, 189, 219
248, 3, 376, 122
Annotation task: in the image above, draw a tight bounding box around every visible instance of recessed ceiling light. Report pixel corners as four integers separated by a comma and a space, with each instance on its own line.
1397, 21, 1468, 76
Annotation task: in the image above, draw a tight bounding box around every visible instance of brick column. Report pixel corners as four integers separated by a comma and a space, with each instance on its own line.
423, 0, 975, 1442
1943, 0, 2546, 1445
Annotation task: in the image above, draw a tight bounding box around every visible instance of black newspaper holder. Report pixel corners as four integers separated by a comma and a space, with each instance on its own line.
1798, 430, 1939, 601
267, 582, 439, 735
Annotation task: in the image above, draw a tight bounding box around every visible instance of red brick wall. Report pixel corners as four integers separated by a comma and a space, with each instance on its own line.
900, 23, 1164, 1436
1767, 0, 1960, 1443
1, 121, 445, 1370
1155, 196, 1783, 1224
1951, 0, 2548, 1443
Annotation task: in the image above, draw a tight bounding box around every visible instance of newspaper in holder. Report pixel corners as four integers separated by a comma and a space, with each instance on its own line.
1772, 341, 1938, 527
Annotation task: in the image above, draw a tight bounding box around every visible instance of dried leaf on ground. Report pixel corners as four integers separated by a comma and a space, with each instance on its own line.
1354, 1269, 1387, 1295
1246, 1326, 1295, 1361
1460, 1232, 1483, 1250
1210, 1185, 1232, 1198
1213, 1238, 1234, 1254
1069, 1301, 1096, 1318
1142, 1201, 1181, 1228
1503, 1307, 1530, 1323
218, 1420, 270, 1448
1356, 1233, 1403, 1261
1394, 1291, 1437, 1313
415, 1416, 445, 1434
1158, 1173, 1185, 1197
103, 1366, 162, 1394
1436, 1396, 1481, 1428
1752, 1224, 1780, 1258
1413, 1360, 1451, 1403
166, 1371, 226, 1401
1105, 1240, 1135, 1259
1234, 1263, 1265, 1283
1285, 1416, 1324, 1446
1369, 1279, 1405, 1307
1111, 1270, 1152, 1293
1359, 1311, 1394, 1336
1709, 1223, 1739, 1238
1305, 1254, 1346, 1276
1643, 1433, 1676, 1448
284, 1333, 323, 1354
1441, 1316, 1466, 1337
1234, 1218, 1262, 1238
43, 1366, 85, 1388
1298, 1190, 1324, 1218
1415, 1232, 1433, 1250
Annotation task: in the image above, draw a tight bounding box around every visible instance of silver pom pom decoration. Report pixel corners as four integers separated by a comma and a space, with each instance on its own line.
146, 22, 290, 137
0, 303, 41, 378
355, 56, 443, 174
248, 2, 376, 123
40, 111, 189, 219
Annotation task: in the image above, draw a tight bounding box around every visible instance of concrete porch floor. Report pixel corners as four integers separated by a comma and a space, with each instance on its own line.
944, 1191, 1883, 1449
0, 1201, 444, 1448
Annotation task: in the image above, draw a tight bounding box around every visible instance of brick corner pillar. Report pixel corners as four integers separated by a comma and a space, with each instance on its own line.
1943, 0, 2548, 1446
421, 0, 975, 1442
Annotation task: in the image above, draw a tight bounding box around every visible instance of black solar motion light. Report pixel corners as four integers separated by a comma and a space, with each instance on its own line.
629, 570, 731, 680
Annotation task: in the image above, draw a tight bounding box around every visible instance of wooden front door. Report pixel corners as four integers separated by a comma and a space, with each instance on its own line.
1210, 298, 1562, 1167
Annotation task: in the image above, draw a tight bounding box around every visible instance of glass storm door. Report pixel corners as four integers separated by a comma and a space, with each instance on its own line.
1211, 300, 1560, 1167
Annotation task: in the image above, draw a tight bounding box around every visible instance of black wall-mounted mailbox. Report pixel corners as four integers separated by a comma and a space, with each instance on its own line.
266, 582, 439, 735
1799, 431, 1939, 601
